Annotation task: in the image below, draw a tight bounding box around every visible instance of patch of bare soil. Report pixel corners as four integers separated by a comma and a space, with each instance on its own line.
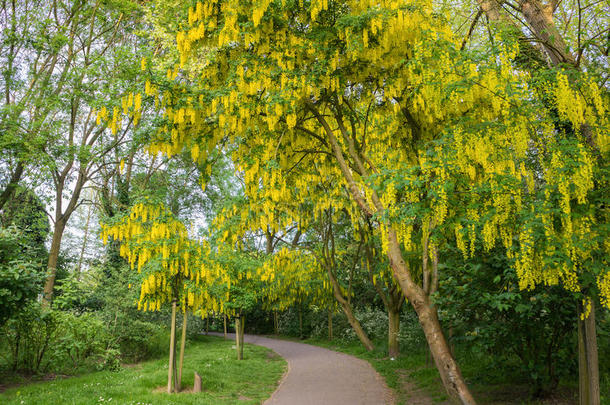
265, 351, 280, 362
396, 370, 450, 405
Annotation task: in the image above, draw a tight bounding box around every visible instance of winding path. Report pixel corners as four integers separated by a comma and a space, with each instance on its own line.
221, 333, 394, 405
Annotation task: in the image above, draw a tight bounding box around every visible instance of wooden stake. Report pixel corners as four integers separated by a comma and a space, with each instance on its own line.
193, 372, 202, 393
167, 299, 177, 394
235, 316, 242, 360
177, 310, 187, 392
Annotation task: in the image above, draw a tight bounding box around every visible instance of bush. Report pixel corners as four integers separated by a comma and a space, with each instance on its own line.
1, 302, 59, 374
0, 303, 121, 375
105, 315, 167, 362
53, 311, 118, 371
398, 309, 426, 352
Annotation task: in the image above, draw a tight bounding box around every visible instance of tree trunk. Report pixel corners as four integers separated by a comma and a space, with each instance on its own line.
327, 267, 374, 351
298, 304, 303, 338
206, 316, 209, 335
274, 311, 279, 335
177, 311, 187, 392
42, 219, 67, 306
318, 103, 474, 403
341, 301, 374, 351
235, 316, 242, 360
388, 307, 400, 358
76, 199, 93, 280
167, 300, 177, 393
328, 309, 333, 340
386, 232, 475, 405
223, 314, 227, 339
238, 315, 245, 360
578, 300, 600, 405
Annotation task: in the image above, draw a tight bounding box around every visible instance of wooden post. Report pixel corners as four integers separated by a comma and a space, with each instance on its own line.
167, 299, 177, 393
177, 310, 188, 392
235, 316, 241, 360
193, 372, 202, 393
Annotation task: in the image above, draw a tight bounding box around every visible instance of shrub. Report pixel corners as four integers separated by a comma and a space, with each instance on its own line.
0, 303, 121, 375
1, 302, 59, 373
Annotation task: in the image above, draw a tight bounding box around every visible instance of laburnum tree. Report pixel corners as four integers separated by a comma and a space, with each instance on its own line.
113, 0, 609, 402
456, 1, 609, 401
100, 200, 229, 392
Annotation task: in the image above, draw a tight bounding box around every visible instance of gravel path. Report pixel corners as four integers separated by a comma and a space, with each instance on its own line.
219, 333, 394, 405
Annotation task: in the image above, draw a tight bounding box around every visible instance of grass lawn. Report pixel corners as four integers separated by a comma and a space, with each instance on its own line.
0, 335, 286, 405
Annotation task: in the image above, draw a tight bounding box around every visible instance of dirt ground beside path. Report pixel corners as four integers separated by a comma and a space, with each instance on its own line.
218, 333, 394, 405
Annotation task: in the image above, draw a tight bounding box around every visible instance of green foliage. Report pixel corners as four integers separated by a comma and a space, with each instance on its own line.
0, 189, 49, 254
1, 302, 60, 374
0, 227, 45, 326
0, 303, 121, 375
436, 248, 577, 395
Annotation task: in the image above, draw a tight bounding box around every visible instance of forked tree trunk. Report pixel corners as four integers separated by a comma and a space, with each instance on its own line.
386, 232, 475, 404
177, 311, 188, 392
388, 307, 400, 358
578, 300, 600, 405
167, 300, 177, 393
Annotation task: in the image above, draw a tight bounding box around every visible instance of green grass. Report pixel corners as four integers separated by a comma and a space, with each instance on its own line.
0, 335, 286, 405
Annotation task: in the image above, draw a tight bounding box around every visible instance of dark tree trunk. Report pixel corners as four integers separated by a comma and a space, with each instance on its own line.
388, 307, 400, 358
578, 300, 600, 405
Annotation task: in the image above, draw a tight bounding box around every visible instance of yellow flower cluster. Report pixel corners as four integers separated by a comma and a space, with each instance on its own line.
111, 0, 609, 310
